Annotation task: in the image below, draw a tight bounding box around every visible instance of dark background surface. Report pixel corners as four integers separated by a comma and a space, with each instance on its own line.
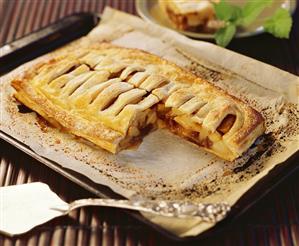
0, 0, 298, 245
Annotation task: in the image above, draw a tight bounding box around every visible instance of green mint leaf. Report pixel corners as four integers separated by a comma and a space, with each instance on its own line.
240, 0, 273, 26
215, 23, 236, 47
263, 8, 292, 38
214, 0, 242, 22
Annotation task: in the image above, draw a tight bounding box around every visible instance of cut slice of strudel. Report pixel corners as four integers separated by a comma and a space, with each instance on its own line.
11, 43, 265, 161
159, 0, 223, 32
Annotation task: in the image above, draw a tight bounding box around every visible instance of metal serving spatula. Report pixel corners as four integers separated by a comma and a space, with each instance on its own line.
0, 183, 230, 236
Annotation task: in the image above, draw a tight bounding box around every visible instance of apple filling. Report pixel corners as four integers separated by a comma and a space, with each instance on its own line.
156, 103, 238, 159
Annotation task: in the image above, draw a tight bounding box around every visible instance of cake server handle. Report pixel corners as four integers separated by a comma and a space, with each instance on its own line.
57, 198, 230, 223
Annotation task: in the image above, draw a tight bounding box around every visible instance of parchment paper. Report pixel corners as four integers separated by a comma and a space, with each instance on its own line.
0, 8, 298, 237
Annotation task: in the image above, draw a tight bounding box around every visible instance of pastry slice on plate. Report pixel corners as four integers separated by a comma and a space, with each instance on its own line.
159, 0, 223, 32
11, 43, 265, 161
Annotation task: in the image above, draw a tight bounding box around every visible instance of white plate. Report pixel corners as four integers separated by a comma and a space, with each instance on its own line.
136, 0, 297, 39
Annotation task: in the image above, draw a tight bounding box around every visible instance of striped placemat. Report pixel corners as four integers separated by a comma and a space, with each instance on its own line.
1, 0, 298, 245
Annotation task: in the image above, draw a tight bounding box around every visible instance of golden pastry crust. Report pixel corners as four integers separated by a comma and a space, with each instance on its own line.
11, 43, 265, 160
11, 63, 124, 153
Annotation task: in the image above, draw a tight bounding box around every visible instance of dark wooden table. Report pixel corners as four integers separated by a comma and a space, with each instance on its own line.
1, 0, 298, 245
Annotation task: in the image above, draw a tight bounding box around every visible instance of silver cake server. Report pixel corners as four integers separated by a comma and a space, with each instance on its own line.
55, 198, 230, 223
1, 182, 230, 236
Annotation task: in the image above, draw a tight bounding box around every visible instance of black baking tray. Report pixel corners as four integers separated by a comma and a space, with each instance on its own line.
0, 13, 298, 242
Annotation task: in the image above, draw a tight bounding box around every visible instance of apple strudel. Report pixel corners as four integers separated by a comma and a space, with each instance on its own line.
11, 43, 265, 161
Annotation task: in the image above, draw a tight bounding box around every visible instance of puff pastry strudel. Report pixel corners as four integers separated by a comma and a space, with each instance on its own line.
11, 43, 265, 161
